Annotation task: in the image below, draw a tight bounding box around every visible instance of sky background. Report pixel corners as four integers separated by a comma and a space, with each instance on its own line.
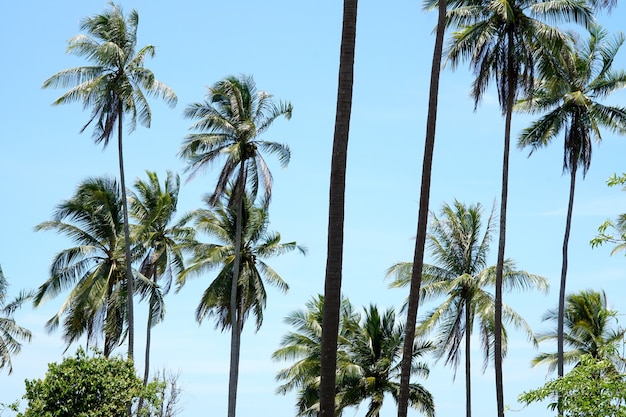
2, 1, 626, 416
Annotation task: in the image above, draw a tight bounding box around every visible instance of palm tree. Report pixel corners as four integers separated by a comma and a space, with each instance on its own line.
320, 1, 358, 416
129, 170, 193, 390
532, 289, 626, 373
179, 74, 291, 417
42, 2, 177, 360
274, 298, 434, 417
177, 191, 304, 415
388, 200, 548, 417
517, 25, 626, 379
273, 295, 361, 416
340, 305, 435, 417
0, 265, 32, 374
442, 1, 591, 413
34, 177, 129, 357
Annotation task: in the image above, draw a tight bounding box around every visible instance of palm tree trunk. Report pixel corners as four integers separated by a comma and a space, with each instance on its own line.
144, 313, 152, 385
397, 0, 445, 415
320, 1, 357, 415
117, 105, 134, 361
227, 165, 246, 417
558, 164, 577, 379
144, 276, 155, 387
494, 29, 515, 417
465, 304, 472, 417
104, 283, 114, 359
137, 270, 157, 413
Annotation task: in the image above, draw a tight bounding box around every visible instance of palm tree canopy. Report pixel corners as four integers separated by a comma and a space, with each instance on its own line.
42, 1, 177, 146
177, 190, 305, 331
0, 265, 33, 374
273, 298, 434, 417
34, 177, 129, 355
517, 24, 626, 177
272, 294, 361, 417
425, 2, 590, 415
179, 74, 292, 206
532, 289, 626, 373
438, 0, 592, 114
130, 171, 194, 326
179, 75, 293, 417
340, 305, 435, 417
387, 201, 548, 371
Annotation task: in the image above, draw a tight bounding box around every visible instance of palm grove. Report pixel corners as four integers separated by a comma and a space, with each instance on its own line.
1, 2, 626, 417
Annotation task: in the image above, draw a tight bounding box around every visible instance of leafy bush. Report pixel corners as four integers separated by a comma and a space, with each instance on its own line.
18, 348, 152, 417
519, 355, 626, 417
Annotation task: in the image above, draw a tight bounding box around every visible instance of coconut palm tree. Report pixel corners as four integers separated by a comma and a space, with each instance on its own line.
517, 25, 626, 379
42, 2, 177, 360
273, 294, 361, 416
441, 1, 591, 413
0, 265, 32, 374
532, 289, 626, 373
340, 305, 435, 417
129, 170, 193, 390
320, 1, 358, 416
274, 298, 434, 417
388, 200, 548, 417
34, 177, 129, 357
179, 75, 291, 417
177, 190, 303, 415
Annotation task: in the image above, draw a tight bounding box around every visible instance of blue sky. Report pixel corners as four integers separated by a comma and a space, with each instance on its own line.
2, 1, 626, 416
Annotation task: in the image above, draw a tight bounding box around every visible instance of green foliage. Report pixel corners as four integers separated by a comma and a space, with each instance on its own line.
519, 355, 626, 417
592, 173, 626, 253
273, 294, 360, 416
138, 370, 183, 417
606, 173, 626, 188
179, 74, 292, 206
178, 190, 305, 331
532, 289, 626, 373
0, 265, 32, 375
0, 402, 19, 417
517, 25, 626, 177
18, 348, 153, 417
273, 296, 434, 417
34, 177, 128, 356
42, 2, 177, 147
387, 201, 547, 371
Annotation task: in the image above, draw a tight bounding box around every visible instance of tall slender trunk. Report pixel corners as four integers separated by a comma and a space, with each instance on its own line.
118, 105, 134, 361
494, 29, 515, 417
227, 165, 246, 417
104, 283, 114, 359
319, 1, 357, 416
397, 0, 446, 415
558, 165, 577, 379
137, 268, 157, 413
465, 304, 472, 417
144, 273, 155, 386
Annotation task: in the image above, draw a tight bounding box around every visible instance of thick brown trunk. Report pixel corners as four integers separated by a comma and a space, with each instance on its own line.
118, 106, 134, 361
396, 0, 445, 415
319, 1, 357, 416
